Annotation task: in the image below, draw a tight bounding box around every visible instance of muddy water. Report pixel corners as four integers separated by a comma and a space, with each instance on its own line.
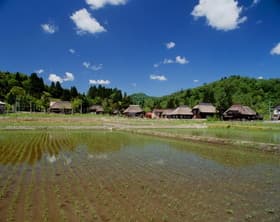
0, 130, 279, 222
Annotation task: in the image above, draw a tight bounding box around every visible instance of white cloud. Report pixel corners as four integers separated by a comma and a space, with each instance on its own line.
83, 61, 91, 68
166, 41, 176, 49
89, 79, 111, 85
70, 8, 106, 35
160, 56, 189, 65
69, 49, 76, 54
191, 0, 247, 31
41, 23, 58, 34
252, 0, 260, 6
153, 63, 160, 68
83, 62, 103, 71
35, 69, 44, 74
150, 75, 167, 81
163, 58, 174, 64
86, 0, 127, 10
175, 56, 189, 64
48, 72, 75, 83
193, 79, 200, 83
271, 43, 280, 55
257, 76, 263, 80
64, 72, 74, 81
49, 74, 63, 83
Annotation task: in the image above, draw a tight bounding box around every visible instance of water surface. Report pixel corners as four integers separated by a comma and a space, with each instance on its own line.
0, 130, 279, 221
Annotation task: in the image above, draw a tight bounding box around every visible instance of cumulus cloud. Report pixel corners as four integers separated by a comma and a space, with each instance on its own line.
191, 0, 247, 31
70, 8, 106, 35
150, 75, 167, 81
257, 76, 263, 80
41, 23, 58, 34
193, 79, 200, 83
86, 0, 127, 10
175, 56, 189, 64
166, 41, 176, 49
48, 72, 75, 83
163, 58, 174, 64
252, 0, 260, 6
69, 49, 76, 54
35, 69, 44, 74
89, 79, 111, 85
83, 62, 91, 68
271, 43, 280, 55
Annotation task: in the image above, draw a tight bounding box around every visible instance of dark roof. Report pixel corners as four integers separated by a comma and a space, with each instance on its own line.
224, 105, 256, 116
123, 105, 143, 114
50, 101, 72, 109
192, 103, 217, 113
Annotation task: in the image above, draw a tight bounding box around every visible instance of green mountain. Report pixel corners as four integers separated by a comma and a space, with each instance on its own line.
130, 76, 280, 118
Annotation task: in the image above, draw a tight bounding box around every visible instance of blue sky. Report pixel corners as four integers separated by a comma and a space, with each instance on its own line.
0, 0, 279, 96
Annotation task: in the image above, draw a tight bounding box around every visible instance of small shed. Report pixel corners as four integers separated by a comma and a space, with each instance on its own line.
168, 106, 193, 119
223, 105, 261, 120
49, 101, 73, 114
161, 109, 175, 118
123, 105, 144, 117
89, 105, 104, 114
152, 109, 170, 118
0, 101, 6, 114
272, 105, 280, 120
192, 103, 217, 119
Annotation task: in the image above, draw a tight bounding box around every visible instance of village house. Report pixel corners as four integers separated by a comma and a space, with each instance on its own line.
89, 105, 104, 114
152, 109, 172, 119
49, 101, 73, 114
0, 101, 6, 114
161, 109, 175, 118
192, 103, 217, 119
272, 105, 280, 120
223, 104, 262, 121
166, 106, 193, 119
123, 105, 144, 117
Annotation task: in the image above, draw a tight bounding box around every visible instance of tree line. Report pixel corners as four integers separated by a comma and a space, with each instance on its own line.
0, 71, 131, 113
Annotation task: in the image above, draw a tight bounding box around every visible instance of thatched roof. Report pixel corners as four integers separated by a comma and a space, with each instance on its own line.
89, 105, 104, 112
224, 105, 256, 116
192, 103, 216, 113
170, 106, 193, 116
123, 105, 143, 114
161, 109, 175, 116
50, 101, 72, 109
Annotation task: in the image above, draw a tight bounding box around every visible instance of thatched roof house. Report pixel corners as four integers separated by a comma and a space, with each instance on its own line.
223, 104, 261, 120
272, 105, 280, 120
123, 105, 144, 117
152, 109, 172, 118
192, 103, 217, 119
161, 109, 175, 118
0, 101, 6, 114
89, 105, 104, 114
49, 101, 73, 114
168, 106, 193, 119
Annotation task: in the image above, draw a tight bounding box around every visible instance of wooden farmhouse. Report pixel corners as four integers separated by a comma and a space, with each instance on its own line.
272, 105, 280, 120
223, 104, 262, 120
192, 103, 217, 119
123, 105, 144, 117
89, 105, 104, 114
49, 101, 73, 114
0, 101, 5, 114
166, 106, 193, 119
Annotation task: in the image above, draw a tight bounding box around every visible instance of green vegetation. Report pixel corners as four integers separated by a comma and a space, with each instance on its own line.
1, 72, 280, 118
131, 75, 280, 118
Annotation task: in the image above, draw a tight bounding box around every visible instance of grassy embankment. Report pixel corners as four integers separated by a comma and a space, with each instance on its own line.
0, 112, 280, 153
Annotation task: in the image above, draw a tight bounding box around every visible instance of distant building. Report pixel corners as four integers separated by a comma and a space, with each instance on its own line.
161, 109, 175, 118
152, 109, 170, 119
0, 101, 6, 114
89, 105, 104, 114
49, 101, 73, 114
223, 105, 262, 120
272, 105, 280, 120
123, 105, 144, 117
192, 103, 217, 119
167, 106, 193, 119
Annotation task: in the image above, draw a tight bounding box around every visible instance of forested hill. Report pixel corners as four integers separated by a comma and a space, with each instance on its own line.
130, 76, 280, 117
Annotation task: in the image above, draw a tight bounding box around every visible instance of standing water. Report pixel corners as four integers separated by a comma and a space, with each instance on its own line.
0, 130, 279, 221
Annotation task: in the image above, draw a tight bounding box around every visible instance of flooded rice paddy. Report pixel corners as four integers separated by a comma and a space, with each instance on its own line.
0, 130, 279, 222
